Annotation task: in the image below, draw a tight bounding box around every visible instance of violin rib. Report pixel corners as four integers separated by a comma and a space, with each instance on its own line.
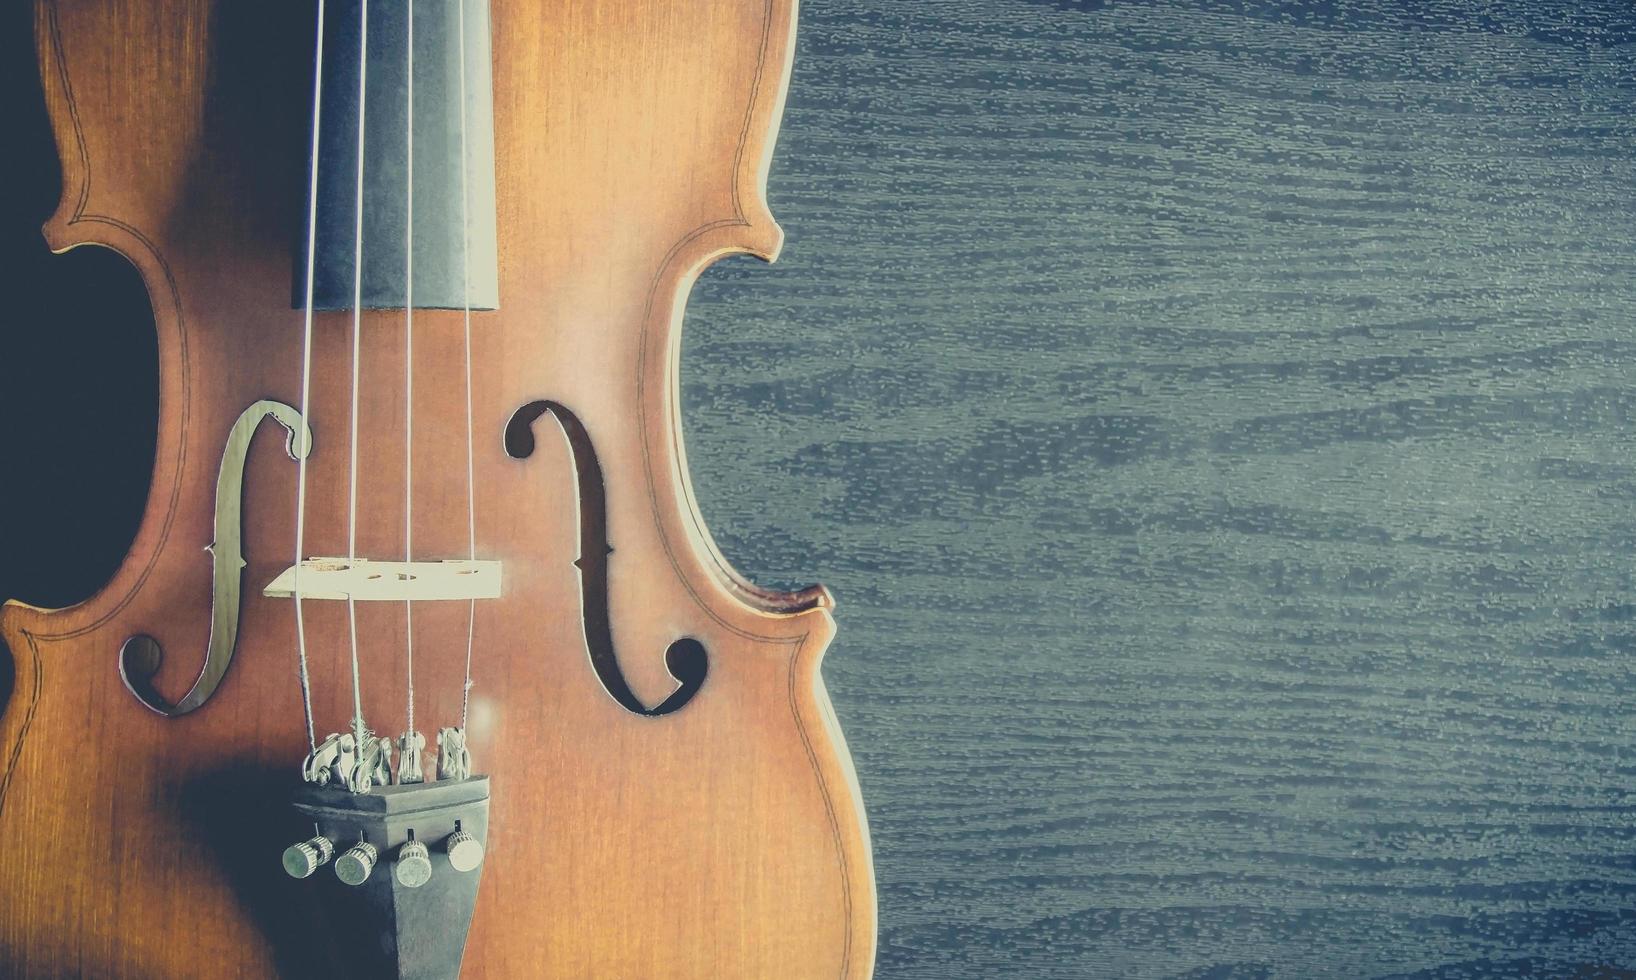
0, 0, 875, 976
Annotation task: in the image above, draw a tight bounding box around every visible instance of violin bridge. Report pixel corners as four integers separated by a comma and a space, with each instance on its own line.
262, 558, 502, 602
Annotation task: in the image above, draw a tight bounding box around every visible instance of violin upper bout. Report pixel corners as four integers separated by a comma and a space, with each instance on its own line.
15, 1, 207, 669
720, 0, 799, 267
742, 0, 801, 261
34, 0, 109, 259
33, 0, 209, 259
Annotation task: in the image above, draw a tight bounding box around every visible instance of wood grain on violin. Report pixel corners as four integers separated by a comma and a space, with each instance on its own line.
0, 0, 875, 976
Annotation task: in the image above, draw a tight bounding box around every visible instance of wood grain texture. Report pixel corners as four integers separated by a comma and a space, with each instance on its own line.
677, 1, 1636, 977
0, 0, 874, 976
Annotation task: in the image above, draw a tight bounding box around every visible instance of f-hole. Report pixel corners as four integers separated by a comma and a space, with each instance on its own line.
121, 399, 311, 716
504, 400, 707, 716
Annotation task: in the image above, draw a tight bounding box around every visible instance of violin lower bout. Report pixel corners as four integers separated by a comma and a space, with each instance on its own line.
0, 595, 871, 978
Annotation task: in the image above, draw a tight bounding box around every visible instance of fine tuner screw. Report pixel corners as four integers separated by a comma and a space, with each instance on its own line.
445, 822, 484, 873
282, 835, 335, 879
395, 832, 433, 889
336, 840, 379, 886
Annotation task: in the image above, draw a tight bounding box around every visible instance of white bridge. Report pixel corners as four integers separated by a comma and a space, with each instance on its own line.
264, 559, 502, 602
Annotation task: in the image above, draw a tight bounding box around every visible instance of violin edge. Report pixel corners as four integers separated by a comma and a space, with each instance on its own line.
0, 606, 41, 827
625, 5, 877, 962
13, 0, 192, 650
788, 606, 880, 978
637, 0, 844, 627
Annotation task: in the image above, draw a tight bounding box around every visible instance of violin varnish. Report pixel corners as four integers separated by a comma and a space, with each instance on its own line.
3, 0, 875, 975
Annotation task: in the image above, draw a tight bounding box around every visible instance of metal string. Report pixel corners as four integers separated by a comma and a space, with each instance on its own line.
344, 0, 371, 748
457, 0, 477, 730
402, 0, 416, 741
291, 0, 329, 752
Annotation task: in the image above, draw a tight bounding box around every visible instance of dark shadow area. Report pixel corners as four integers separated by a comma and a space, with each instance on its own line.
175, 764, 341, 979
0, 0, 158, 613
186, 0, 312, 246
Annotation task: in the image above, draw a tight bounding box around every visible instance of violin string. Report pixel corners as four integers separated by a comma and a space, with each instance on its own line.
457, 0, 477, 731
402, 0, 416, 744
291, 0, 329, 753
456, 0, 476, 733
344, 0, 370, 745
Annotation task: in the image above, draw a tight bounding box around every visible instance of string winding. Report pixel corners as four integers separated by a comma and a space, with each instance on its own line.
403, 0, 417, 744
458, 0, 478, 731
291, 0, 330, 752
344, 0, 371, 748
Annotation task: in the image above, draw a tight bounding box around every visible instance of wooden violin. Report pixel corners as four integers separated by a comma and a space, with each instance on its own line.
0, 0, 875, 976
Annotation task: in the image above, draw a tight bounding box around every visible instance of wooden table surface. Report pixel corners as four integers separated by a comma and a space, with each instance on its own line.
4, 1, 1636, 976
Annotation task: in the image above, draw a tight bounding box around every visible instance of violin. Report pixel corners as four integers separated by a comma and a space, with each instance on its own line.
0, 0, 875, 976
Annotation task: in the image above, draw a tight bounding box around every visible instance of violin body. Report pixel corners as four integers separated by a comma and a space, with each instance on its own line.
0, 0, 875, 976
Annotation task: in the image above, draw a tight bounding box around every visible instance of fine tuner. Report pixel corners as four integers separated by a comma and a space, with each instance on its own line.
282, 825, 483, 887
